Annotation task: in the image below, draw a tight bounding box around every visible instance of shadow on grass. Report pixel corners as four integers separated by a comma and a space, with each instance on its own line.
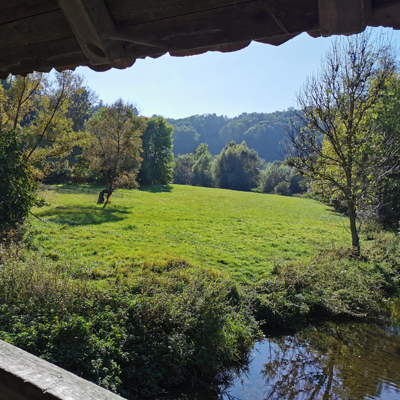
138, 184, 173, 193
37, 205, 130, 226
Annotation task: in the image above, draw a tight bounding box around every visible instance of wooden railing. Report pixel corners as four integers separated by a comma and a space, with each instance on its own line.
0, 340, 127, 400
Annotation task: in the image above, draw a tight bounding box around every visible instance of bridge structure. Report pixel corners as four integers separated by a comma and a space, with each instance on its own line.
1, 0, 399, 79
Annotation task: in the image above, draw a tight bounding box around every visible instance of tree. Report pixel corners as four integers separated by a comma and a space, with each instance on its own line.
362, 74, 400, 229
286, 31, 397, 254
66, 79, 98, 132
191, 143, 213, 187
84, 100, 146, 206
173, 153, 195, 185
0, 132, 37, 232
259, 162, 306, 195
171, 124, 199, 155
213, 141, 261, 191
0, 71, 81, 230
138, 116, 174, 185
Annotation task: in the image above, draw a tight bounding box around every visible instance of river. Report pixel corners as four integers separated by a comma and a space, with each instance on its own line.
159, 302, 400, 400
224, 303, 400, 400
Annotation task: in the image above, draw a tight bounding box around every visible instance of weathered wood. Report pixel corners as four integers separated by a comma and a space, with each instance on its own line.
119, 0, 318, 54
57, 0, 124, 65
318, 0, 371, 36
170, 41, 251, 56
369, 0, 400, 29
0, 0, 59, 25
0, 10, 73, 51
256, 33, 299, 46
0, 38, 86, 79
106, 0, 258, 27
0, 0, 400, 78
0, 340, 127, 400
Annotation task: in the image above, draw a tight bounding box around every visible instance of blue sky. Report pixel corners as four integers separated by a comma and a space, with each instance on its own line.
76, 28, 399, 119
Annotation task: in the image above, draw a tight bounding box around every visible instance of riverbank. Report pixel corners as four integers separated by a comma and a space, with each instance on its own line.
1, 230, 399, 398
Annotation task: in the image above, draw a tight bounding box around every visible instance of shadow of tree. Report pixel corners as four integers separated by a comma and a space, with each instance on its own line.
138, 184, 173, 193
37, 205, 131, 226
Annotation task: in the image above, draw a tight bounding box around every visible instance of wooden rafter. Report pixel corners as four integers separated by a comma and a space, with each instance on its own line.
318, 0, 371, 36
1, 0, 400, 78
57, 0, 124, 65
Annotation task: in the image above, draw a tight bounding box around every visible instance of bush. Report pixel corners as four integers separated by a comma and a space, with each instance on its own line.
259, 162, 307, 196
0, 246, 260, 398
213, 141, 260, 191
252, 234, 400, 330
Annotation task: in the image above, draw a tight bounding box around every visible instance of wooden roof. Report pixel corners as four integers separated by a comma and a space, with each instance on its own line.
1, 0, 399, 78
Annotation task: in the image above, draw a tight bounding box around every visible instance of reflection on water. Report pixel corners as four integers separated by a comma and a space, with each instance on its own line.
157, 302, 400, 400
225, 315, 400, 400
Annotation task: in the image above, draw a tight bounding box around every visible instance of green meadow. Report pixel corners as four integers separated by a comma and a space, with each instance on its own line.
31, 184, 349, 282
4, 183, 399, 398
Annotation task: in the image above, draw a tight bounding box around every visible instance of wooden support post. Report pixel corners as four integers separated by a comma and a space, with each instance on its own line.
57, 0, 124, 64
318, 0, 371, 36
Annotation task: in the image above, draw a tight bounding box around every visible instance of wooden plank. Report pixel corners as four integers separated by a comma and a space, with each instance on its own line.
57, 0, 124, 65
169, 41, 251, 56
106, 0, 257, 27
0, 340, 127, 400
0, 10, 73, 51
369, 0, 400, 29
0, 37, 86, 78
0, 0, 59, 25
117, 0, 318, 54
256, 33, 299, 46
318, 0, 371, 36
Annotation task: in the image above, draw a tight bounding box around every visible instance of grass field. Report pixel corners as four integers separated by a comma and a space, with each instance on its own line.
31, 184, 350, 282
5, 184, 399, 397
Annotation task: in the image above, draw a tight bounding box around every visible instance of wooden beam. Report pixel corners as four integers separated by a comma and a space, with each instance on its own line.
57, 0, 124, 65
0, 340, 127, 400
0, 0, 59, 25
369, 0, 400, 29
318, 0, 371, 36
0, 37, 86, 79
0, 10, 73, 52
119, 0, 318, 53
256, 33, 299, 46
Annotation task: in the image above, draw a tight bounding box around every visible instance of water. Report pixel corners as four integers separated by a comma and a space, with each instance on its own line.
159, 303, 400, 400
224, 317, 400, 400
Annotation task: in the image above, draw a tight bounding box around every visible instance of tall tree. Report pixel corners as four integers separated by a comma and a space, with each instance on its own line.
84, 99, 146, 206
173, 153, 195, 185
286, 31, 397, 254
191, 143, 213, 187
66, 78, 98, 132
138, 116, 174, 185
0, 71, 81, 230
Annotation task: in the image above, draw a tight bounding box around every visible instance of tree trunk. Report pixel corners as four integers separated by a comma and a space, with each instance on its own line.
347, 200, 360, 255
97, 189, 112, 205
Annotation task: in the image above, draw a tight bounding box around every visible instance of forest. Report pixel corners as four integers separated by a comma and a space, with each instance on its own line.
1, 31, 400, 399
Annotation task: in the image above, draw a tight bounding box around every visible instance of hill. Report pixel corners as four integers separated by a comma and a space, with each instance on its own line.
167, 110, 293, 161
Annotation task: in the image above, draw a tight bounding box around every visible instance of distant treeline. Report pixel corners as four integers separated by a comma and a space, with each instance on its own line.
167, 110, 293, 162
173, 141, 307, 196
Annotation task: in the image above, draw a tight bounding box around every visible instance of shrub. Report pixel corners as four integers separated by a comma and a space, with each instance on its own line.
0, 246, 260, 398
252, 235, 400, 330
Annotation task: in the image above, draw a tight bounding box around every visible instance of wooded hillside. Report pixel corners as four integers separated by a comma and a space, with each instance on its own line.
168, 109, 292, 161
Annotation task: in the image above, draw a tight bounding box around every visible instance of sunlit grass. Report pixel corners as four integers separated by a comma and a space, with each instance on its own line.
31, 184, 350, 282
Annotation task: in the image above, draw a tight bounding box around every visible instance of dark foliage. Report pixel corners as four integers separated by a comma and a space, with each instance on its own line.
213, 141, 261, 191
0, 132, 37, 231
